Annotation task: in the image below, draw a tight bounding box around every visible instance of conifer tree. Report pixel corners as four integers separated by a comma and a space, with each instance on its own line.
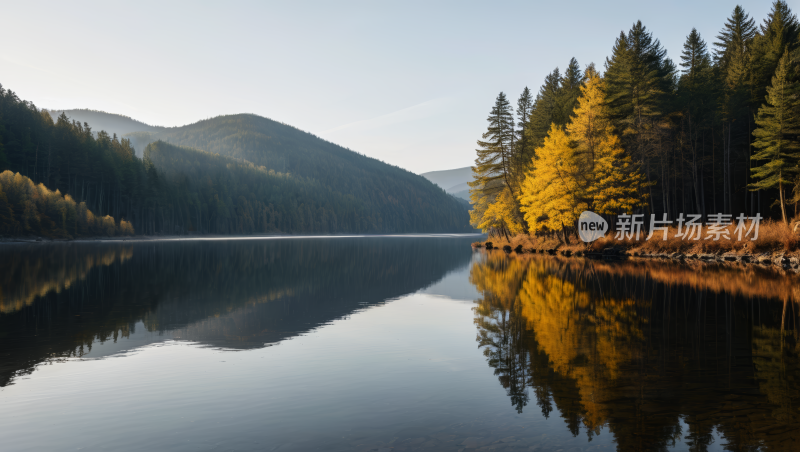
679, 28, 714, 216
525, 60, 585, 152
567, 70, 648, 214
713, 6, 758, 215
526, 68, 563, 149
750, 50, 800, 224
518, 124, 586, 241
604, 22, 674, 164
557, 58, 585, 124
713, 5, 756, 85
751, 1, 800, 109
515, 87, 535, 169
469, 92, 521, 236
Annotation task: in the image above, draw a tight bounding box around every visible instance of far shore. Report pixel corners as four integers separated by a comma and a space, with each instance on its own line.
0, 232, 485, 244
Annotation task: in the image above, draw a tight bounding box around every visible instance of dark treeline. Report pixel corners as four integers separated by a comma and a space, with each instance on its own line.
144, 140, 469, 234
0, 88, 150, 234
0, 170, 134, 237
143, 141, 371, 234
473, 1, 800, 237
0, 88, 472, 235
0, 236, 475, 386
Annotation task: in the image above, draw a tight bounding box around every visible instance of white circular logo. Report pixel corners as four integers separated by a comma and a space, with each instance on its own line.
578, 211, 608, 242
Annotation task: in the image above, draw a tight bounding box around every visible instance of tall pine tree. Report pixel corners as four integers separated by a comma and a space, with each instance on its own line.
514, 87, 536, 178
470, 92, 521, 236
679, 28, 713, 217
557, 57, 585, 125
526, 68, 563, 149
604, 22, 675, 215
751, 1, 800, 110
750, 50, 800, 224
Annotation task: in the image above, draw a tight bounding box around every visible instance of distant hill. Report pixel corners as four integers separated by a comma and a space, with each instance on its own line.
46, 109, 164, 144
129, 114, 471, 231
421, 167, 473, 201
28, 108, 472, 233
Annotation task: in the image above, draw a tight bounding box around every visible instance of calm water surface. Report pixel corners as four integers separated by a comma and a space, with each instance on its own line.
0, 236, 798, 451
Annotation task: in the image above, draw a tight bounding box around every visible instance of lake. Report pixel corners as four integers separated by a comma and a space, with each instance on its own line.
0, 236, 798, 451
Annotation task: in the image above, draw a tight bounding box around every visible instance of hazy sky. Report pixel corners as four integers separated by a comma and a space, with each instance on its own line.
1, 0, 775, 174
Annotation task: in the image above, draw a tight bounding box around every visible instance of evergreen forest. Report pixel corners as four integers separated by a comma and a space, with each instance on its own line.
0, 88, 472, 236
471, 1, 800, 239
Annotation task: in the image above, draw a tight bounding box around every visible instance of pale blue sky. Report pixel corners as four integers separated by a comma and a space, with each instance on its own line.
1, 0, 776, 173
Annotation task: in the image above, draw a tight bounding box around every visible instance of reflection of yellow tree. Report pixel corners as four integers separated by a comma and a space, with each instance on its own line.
0, 246, 133, 313
518, 259, 644, 433
471, 253, 800, 450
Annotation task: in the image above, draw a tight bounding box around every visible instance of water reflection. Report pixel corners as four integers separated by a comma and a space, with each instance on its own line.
0, 236, 475, 387
470, 252, 800, 451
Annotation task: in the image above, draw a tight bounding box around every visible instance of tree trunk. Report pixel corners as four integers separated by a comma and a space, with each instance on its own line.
779, 178, 788, 225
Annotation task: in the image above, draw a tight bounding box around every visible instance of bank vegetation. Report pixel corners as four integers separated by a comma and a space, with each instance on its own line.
470, 2, 800, 256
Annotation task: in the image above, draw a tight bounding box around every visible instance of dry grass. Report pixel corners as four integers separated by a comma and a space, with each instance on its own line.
475, 234, 563, 253
477, 220, 800, 256
591, 220, 798, 255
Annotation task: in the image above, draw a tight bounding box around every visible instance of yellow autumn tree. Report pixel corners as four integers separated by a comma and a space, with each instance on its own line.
567, 71, 647, 213
472, 188, 526, 236
518, 70, 647, 238
518, 124, 587, 236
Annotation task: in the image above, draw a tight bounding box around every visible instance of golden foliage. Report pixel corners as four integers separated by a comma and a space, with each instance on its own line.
567, 73, 648, 214
470, 251, 800, 448
472, 188, 526, 236
0, 170, 134, 237
518, 125, 588, 232
516, 259, 643, 429
0, 246, 133, 313
518, 73, 648, 234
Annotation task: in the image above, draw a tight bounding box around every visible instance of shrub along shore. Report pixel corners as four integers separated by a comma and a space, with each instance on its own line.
473, 221, 800, 273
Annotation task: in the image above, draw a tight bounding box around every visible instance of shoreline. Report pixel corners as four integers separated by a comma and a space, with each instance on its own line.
473, 239, 800, 274
0, 232, 484, 244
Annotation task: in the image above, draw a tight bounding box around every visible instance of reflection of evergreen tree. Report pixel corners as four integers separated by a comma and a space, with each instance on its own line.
472, 255, 530, 413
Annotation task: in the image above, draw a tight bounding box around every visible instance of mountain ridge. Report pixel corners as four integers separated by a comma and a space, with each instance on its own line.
33, 107, 473, 232
421, 166, 473, 201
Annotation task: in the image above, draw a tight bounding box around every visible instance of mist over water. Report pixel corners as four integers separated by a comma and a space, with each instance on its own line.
0, 237, 797, 451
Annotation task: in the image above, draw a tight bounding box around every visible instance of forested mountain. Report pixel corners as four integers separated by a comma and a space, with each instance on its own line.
46, 109, 163, 147
0, 87, 472, 235
129, 114, 472, 231
145, 140, 468, 234
471, 1, 800, 238
126, 114, 459, 205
